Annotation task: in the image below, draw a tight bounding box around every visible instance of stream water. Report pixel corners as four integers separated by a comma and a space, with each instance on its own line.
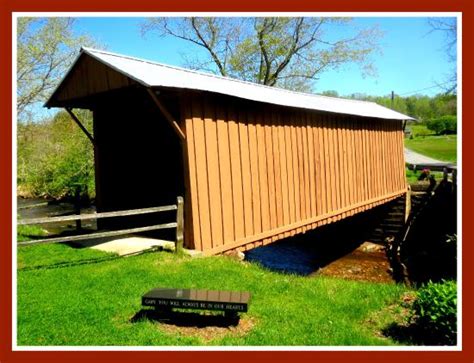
245, 212, 395, 283
245, 237, 393, 283
17, 197, 97, 235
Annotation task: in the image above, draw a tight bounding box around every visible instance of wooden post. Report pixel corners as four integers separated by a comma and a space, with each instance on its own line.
176, 196, 184, 253
443, 167, 448, 182
452, 168, 457, 191
74, 185, 82, 231
405, 185, 411, 223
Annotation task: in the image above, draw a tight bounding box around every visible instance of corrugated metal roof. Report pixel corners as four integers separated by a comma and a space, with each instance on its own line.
48, 47, 415, 121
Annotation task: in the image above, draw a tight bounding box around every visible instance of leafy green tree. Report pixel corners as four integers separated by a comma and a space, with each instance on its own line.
319, 90, 339, 97
17, 110, 95, 199
344, 92, 456, 122
17, 17, 97, 199
405, 96, 417, 117
426, 115, 457, 135
434, 94, 457, 116
142, 17, 382, 92
17, 17, 94, 120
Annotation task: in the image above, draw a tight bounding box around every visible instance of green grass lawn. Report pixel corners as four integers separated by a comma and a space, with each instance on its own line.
408, 124, 433, 138
405, 135, 457, 163
17, 225, 46, 242
406, 169, 420, 184
17, 244, 410, 346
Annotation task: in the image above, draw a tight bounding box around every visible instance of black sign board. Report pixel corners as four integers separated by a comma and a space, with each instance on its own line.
142, 288, 250, 313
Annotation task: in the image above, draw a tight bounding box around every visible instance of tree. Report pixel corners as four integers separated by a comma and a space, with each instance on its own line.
428, 18, 456, 62
17, 110, 95, 198
17, 17, 94, 120
337, 92, 456, 121
428, 17, 457, 94
142, 17, 382, 92
319, 90, 339, 97
17, 18, 97, 199
426, 115, 457, 135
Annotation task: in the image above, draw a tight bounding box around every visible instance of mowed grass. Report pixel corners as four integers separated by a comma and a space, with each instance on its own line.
405, 135, 457, 163
17, 244, 409, 346
17, 225, 46, 242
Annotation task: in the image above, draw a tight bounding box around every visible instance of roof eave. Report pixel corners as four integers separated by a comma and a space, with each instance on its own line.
44, 47, 150, 109
44, 48, 86, 109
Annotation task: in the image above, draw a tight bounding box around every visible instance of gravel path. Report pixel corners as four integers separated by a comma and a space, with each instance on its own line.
404, 147, 446, 165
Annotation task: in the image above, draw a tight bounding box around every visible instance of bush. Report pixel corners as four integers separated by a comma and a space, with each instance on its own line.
17, 110, 95, 199
417, 168, 431, 181
412, 280, 457, 345
426, 115, 457, 135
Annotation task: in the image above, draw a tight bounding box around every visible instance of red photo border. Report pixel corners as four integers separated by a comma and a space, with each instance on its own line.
1, 1, 472, 362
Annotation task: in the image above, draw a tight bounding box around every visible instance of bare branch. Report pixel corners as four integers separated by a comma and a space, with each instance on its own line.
141, 16, 382, 91
190, 18, 227, 76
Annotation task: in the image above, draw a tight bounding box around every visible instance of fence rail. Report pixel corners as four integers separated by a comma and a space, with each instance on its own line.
17, 196, 184, 253
17, 204, 177, 225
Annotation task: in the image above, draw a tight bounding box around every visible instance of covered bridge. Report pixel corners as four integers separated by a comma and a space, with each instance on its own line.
46, 47, 413, 255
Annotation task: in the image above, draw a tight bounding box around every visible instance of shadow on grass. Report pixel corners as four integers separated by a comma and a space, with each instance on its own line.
382, 322, 456, 346
18, 252, 121, 271
18, 246, 167, 271
131, 309, 240, 328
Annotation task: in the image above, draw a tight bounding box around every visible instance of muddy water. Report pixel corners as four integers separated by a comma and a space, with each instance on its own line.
245, 238, 394, 283
17, 198, 97, 235
315, 246, 393, 283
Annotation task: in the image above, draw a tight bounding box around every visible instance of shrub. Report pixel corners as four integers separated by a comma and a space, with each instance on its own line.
17, 110, 95, 199
412, 280, 457, 345
426, 115, 457, 135
417, 168, 431, 181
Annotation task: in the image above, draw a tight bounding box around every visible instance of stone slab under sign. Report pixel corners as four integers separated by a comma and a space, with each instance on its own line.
142, 287, 251, 313
76, 235, 175, 256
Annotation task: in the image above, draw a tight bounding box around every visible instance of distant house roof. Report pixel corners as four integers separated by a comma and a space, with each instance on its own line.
46, 47, 414, 121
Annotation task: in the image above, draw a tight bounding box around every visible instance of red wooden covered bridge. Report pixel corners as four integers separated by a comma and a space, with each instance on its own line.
46, 47, 414, 255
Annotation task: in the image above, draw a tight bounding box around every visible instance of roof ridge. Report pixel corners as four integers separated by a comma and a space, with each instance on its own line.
81, 47, 379, 107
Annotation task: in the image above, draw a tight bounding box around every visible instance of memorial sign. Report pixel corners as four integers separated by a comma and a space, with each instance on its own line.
142, 288, 250, 315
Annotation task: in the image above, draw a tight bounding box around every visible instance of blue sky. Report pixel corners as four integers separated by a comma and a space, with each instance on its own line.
74, 16, 456, 97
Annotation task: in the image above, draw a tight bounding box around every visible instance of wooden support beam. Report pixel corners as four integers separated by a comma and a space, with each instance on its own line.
405, 185, 411, 223
65, 107, 95, 145
176, 196, 184, 253
146, 88, 186, 141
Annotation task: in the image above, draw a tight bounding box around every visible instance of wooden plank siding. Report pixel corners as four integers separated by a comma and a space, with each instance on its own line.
182, 93, 407, 255
52, 55, 137, 106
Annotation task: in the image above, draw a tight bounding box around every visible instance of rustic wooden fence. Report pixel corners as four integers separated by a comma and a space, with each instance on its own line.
18, 196, 184, 253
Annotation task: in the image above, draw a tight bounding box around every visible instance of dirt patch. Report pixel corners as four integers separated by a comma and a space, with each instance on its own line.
364, 291, 417, 341
131, 309, 256, 343
159, 315, 256, 342
315, 242, 395, 283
